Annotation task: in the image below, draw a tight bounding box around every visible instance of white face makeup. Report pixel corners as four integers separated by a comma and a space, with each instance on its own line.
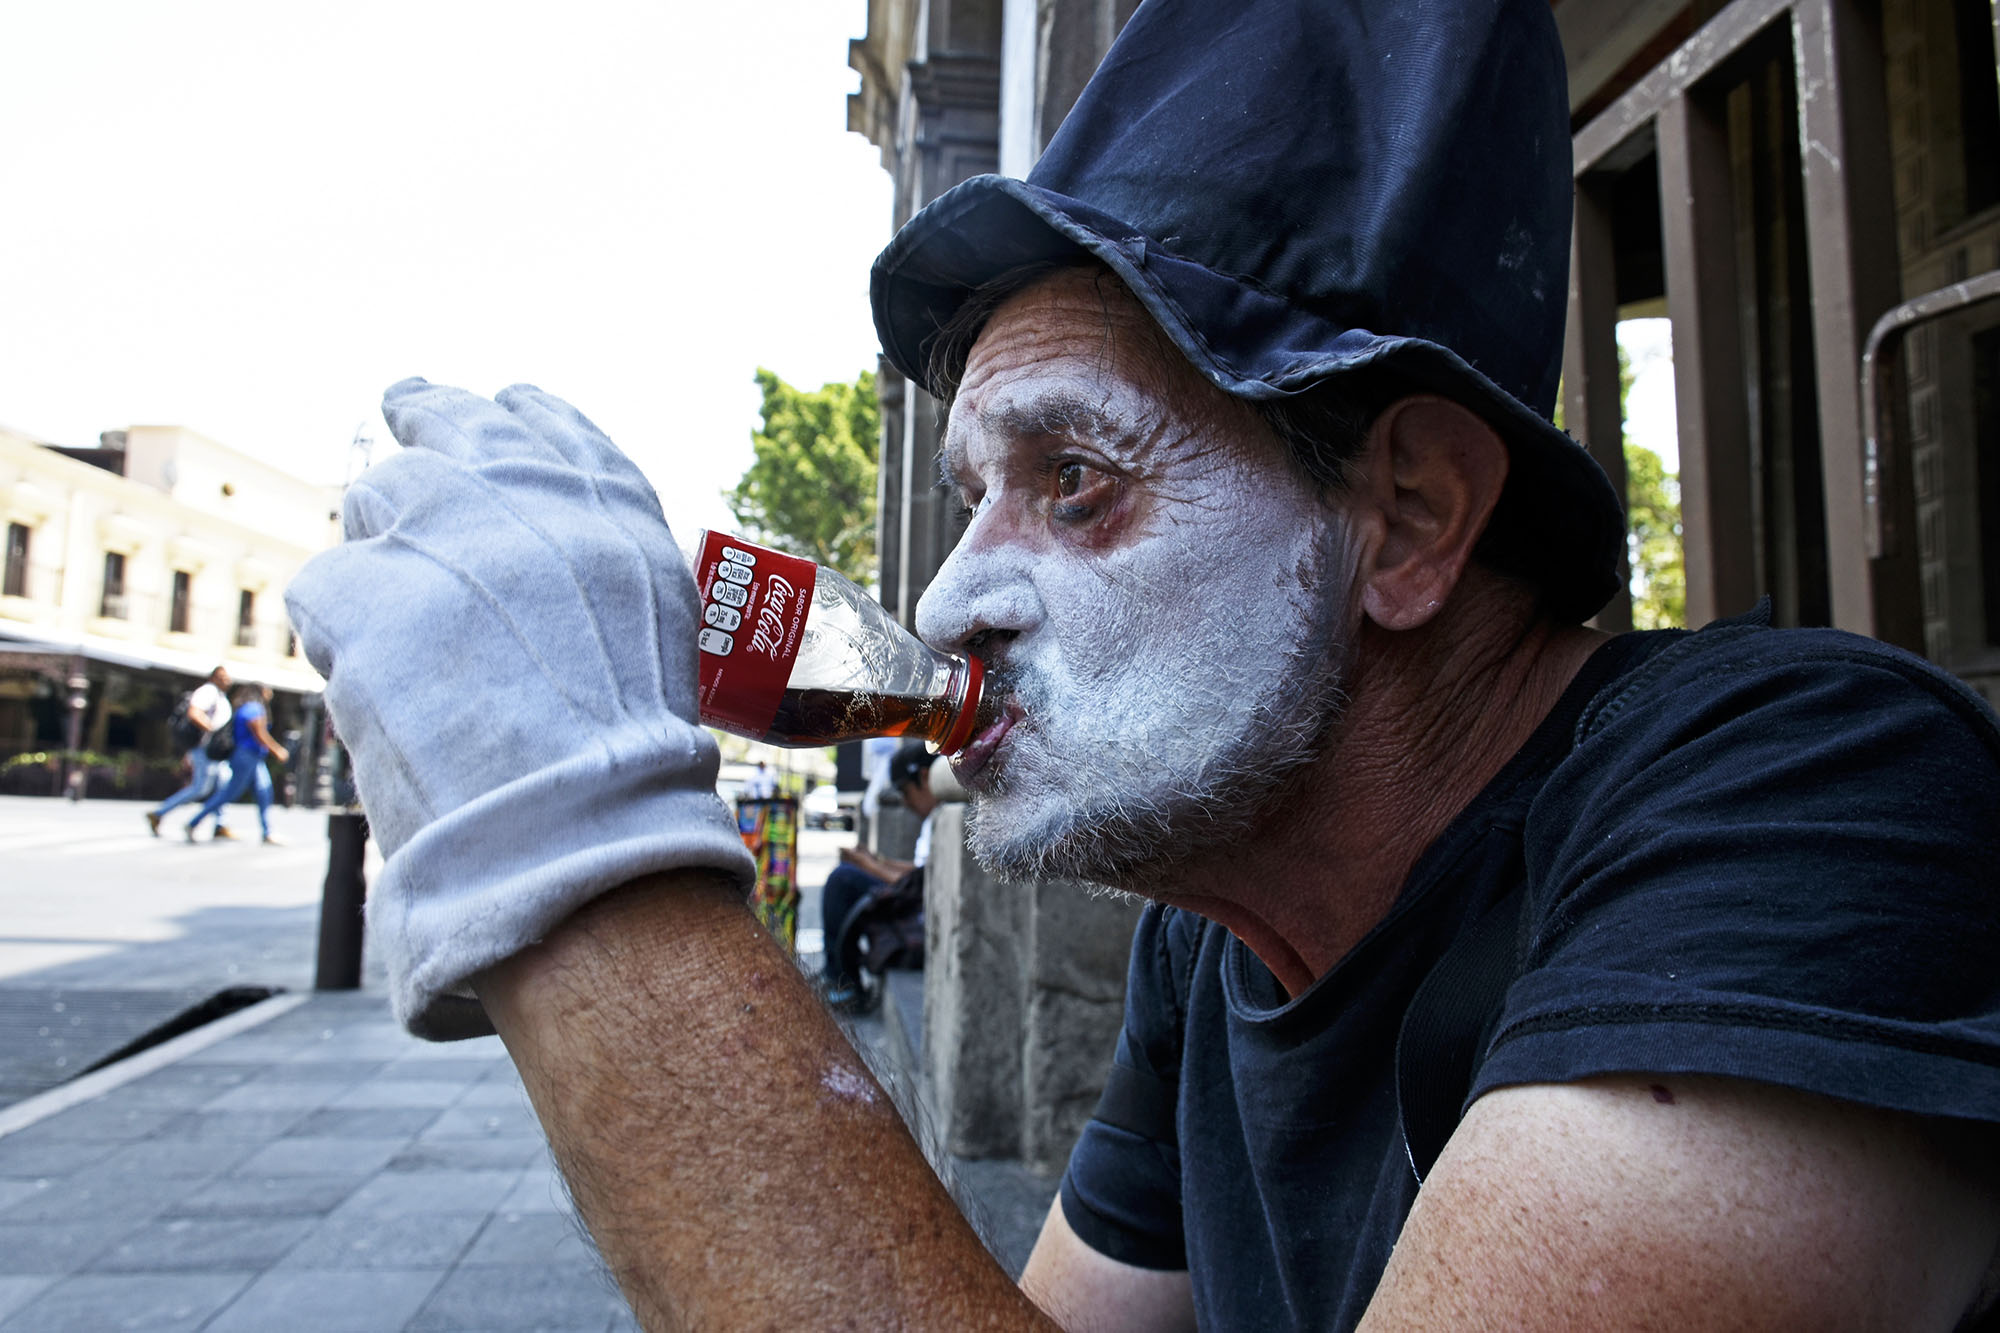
915, 268, 1361, 887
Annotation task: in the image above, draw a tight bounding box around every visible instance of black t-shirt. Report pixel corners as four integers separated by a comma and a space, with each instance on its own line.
1060, 612, 2000, 1331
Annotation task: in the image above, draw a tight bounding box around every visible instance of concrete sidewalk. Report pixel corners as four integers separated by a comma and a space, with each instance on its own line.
0, 982, 1052, 1332
0, 798, 1052, 1329
0, 990, 634, 1333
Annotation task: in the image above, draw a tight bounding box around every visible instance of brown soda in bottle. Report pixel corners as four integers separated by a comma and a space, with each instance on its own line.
764, 676, 993, 749
693, 531, 994, 754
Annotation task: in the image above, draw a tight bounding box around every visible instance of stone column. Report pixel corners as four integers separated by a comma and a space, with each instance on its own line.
1021, 880, 1141, 1174
924, 801, 1030, 1158
875, 362, 907, 623
871, 795, 927, 864
923, 801, 1142, 1167
1035, 0, 1141, 153
889, 42, 1000, 627
896, 388, 962, 627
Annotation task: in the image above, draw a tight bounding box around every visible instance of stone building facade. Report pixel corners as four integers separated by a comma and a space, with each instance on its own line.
846, 0, 2000, 1177
0, 423, 336, 797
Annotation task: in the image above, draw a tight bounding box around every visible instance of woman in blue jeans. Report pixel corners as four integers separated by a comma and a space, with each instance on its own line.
187, 683, 290, 844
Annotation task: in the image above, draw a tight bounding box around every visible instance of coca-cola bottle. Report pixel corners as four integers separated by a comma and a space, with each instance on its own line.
689, 531, 990, 752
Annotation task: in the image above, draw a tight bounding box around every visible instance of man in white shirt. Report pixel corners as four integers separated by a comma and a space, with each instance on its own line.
743, 761, 777, 800
146, 665, 233, 838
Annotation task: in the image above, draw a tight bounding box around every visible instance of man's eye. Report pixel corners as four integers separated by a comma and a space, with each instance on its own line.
1050, 461, 1114, 523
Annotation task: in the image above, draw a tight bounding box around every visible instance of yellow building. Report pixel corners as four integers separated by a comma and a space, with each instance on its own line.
0, 422, 337, 798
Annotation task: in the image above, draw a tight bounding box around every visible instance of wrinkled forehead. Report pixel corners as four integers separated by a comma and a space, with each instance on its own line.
941, 267, 1269, 473
957, 267, 1183, 393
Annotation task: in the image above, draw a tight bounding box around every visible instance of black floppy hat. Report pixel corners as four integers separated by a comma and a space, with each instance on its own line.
871, 0, 1627, 623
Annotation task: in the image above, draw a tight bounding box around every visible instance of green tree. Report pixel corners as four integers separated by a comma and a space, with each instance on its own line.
727, 368, 880, 584
1552, 339, 1686, 628
1623, 442, 1685, 629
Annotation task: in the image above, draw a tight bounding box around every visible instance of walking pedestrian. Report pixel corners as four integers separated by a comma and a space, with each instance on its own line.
185, 682, 289, 844
146, 665, 233, 838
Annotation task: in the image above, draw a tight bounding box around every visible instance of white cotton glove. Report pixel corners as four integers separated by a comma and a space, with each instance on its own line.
285, 378, 756, 1040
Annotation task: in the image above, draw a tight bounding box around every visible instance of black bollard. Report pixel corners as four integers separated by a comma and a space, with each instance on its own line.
315, 812, 369, 989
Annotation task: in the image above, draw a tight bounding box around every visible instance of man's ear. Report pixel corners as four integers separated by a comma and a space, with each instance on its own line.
1349, 396, 1510, 631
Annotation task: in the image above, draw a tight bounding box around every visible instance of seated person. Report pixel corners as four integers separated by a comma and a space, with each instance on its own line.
819, 740, 935, 1008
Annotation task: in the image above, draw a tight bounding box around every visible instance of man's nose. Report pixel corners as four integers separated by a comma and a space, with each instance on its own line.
915, 530, 1042, 659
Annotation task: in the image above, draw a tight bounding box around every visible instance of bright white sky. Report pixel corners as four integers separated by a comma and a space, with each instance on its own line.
1618, 318, 1678, 472
0, 1, 892, 543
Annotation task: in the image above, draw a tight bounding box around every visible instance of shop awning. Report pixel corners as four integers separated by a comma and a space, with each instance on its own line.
0, 625, 325, 696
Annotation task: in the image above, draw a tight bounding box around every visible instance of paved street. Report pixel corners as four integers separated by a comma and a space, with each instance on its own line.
0, 793, 856, 1331
0, 796, 388, 998
0, 795, 394, 1109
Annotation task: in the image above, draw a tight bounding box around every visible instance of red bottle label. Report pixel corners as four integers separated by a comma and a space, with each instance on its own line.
693, 532, 819, 739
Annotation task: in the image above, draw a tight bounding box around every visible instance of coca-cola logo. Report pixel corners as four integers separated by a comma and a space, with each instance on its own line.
748, 574, 795, 658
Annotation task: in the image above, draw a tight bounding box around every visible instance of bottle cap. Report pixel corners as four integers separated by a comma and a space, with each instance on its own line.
936, 653, 984, 756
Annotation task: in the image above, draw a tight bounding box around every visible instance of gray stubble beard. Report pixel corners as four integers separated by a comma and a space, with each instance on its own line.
961, 549, 1354, 894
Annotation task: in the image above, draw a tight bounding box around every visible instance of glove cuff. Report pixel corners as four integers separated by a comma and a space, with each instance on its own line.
369, 723, 758, 1040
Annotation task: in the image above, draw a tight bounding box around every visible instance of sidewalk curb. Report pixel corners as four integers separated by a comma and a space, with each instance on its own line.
0, 989, 309, 1139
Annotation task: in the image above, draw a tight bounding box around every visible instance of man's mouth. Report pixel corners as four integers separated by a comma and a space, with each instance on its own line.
951, 699, 1022, 786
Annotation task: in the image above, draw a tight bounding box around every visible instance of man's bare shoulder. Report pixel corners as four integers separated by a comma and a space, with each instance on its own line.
1360, 1074, 2000, 1331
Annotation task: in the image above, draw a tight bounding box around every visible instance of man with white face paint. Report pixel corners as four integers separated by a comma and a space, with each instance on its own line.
915, 274, 1358, 888
284, 0, 2000, 1328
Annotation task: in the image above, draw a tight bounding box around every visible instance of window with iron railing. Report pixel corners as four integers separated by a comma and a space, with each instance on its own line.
100, 551, 127, 619
236, 589, 256, 648
2, 524, 27, 598
170, 570, 192, 633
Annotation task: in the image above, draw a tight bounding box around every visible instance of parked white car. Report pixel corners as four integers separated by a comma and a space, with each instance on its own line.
803, 783, 856, 831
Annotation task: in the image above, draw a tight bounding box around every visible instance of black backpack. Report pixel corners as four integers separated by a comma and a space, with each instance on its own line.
204, 720, 237, 761
169, 694, 205, 753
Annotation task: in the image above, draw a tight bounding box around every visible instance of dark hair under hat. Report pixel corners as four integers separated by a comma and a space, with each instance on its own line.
887, 741, 933, 792
871, 0, 1627, 623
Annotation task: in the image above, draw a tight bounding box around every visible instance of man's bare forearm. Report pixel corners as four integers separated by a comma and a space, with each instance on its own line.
842, 846, 913, 882
475, 872, 1054, 1332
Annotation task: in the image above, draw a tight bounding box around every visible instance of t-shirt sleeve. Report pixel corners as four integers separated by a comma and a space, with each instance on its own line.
1058, 903, 1190, 1271
193, 684, 228, 726
1477, 634, 2000, 1124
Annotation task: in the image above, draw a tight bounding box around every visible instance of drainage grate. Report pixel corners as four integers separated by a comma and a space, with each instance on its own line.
0, 985, 280, 1109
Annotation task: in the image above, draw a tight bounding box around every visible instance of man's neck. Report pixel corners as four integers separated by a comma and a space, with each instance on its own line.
1152, 582, 1609, 996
